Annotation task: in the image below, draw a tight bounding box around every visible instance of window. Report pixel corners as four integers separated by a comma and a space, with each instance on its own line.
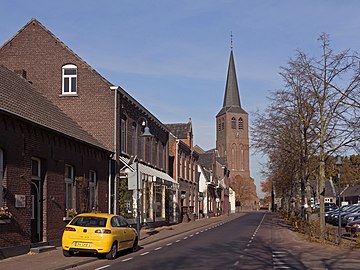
89, 171, 97, 210
238, 117, 244, 129
31, 158, 41, 179
154, 139, 159, 167
218, 120, 221, 132
65, 165, 74, 211
132, 123, 136, 156
231, 117, 236, 129
221, 118, 225, 130
120, 117, 126, 153
0, 149, 3, 208
62, 64, 77, 94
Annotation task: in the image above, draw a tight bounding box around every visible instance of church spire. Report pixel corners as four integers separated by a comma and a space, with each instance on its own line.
222, 49, 241, 108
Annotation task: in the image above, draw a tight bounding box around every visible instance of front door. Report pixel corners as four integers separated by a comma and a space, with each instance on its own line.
31, 180, 41, 243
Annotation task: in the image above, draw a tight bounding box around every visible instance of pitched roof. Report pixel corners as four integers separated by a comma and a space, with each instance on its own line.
1, 18, 170, 134
165, 122, 191, 139
309, 179, 336, 197
198, 164, 212, 183
343, 185, 360, 197
217, 50, 247, 117
0, 65, 108, 150
198, 152, 213, 171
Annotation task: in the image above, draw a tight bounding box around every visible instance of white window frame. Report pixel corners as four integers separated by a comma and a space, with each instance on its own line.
0, 149, 3, 208
62, 64, 77, 95
65, 164, 74, 211
89, 170, 97, 210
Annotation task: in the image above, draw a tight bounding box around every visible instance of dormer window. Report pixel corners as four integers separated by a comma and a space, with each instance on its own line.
62, 64, 77, 95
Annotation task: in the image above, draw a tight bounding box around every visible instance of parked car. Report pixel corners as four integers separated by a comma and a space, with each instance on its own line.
331, 204, 360, 226
325, 204, 351, 223
62, 213, 138, 260
342, 210, 360, 226
345, 219, 360, 237
314, 202, 337, 213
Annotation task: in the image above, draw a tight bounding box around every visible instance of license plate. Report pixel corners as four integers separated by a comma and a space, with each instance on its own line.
74, 242, 92, 247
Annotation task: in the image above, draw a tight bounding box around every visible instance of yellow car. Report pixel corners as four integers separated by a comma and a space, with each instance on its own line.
62, 213, 138, 260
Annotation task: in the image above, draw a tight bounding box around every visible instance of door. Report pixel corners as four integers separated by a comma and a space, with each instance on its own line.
31, 180, 41, 243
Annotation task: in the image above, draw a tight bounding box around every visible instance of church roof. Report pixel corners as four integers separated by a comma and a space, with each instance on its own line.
217, 50, 247, 117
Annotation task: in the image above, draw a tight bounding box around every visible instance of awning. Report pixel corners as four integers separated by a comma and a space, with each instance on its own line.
119, 156, 178, 190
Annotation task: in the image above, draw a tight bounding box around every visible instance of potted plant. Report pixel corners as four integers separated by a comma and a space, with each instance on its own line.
0, 206, 12, 224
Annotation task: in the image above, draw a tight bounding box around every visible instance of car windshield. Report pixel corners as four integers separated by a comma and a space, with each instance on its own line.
70, 216, 107, 227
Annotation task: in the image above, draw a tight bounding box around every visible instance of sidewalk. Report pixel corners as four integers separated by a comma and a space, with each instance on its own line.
0, 213, 243, 270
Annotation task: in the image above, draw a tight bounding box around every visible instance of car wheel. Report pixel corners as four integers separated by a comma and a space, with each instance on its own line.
62, 249, 72, 257
106, 242, 117, 260
132, 237, 138, 252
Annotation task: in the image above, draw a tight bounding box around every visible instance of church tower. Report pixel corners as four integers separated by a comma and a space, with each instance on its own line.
216, 48, 250, 183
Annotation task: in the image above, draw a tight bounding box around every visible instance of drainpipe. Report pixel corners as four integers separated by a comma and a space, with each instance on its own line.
108, 158, 112, 213
175, 139, 180, 223
110, 86, 119, 215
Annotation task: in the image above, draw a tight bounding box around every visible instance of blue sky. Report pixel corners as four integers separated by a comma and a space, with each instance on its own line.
1, 1, 360, 197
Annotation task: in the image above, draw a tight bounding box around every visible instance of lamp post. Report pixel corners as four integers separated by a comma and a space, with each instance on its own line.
336, 155, 342, 244
135, 118, 153, 237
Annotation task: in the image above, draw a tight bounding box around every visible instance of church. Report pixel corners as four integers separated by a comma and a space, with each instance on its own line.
216, 46, 258, 210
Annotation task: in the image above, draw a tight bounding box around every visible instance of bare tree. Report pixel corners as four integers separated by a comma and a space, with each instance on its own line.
252, 34, 360, 241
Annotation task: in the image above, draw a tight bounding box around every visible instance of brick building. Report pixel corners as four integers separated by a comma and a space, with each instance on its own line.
0, 65, 110, 257
166, 120, 199, 222
0, 18, 176, 228
196, 146, 230, 217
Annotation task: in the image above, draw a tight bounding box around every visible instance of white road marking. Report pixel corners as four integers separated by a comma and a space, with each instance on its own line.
190, 234, 194, 237
176, 239, 181, 243
196, 232, 199, 235
183, 236, 188, 240
154, 247, 162, 251
95, 266, 110, 270
234, 261, 239, 266
166, 243, 173, 246
121, 257, 133, 262
140, 252, 149, 256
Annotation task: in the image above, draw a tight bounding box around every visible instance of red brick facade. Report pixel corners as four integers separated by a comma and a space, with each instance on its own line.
0, 19, 174, 255
0, 114, 109, 255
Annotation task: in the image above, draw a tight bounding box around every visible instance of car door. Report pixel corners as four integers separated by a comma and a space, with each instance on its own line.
110, 216, 125, 250
119, 216, 134, 249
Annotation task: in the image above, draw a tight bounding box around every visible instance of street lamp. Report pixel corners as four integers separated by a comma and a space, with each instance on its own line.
135, 118, 153, 237
336, 155, 342, 244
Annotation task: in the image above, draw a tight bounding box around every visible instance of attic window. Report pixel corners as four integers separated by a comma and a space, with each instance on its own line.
62, 64, 77, 95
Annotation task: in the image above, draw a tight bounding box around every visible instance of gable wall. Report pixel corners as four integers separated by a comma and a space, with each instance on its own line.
0, 20, 114, 151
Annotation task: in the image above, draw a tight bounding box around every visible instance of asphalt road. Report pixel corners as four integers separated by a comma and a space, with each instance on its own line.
73, 212, 360, 270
